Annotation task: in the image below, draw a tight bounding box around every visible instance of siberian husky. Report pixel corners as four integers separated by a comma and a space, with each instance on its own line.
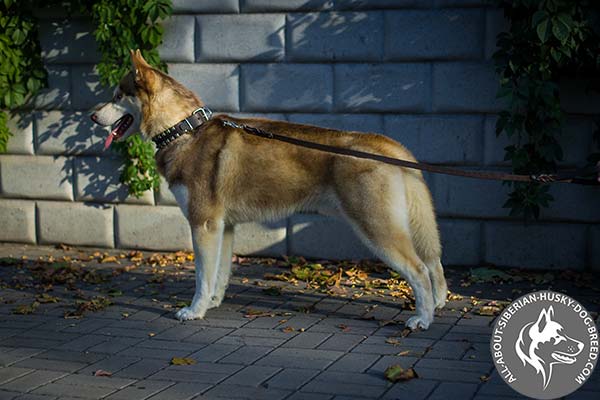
90, 50, 447, 330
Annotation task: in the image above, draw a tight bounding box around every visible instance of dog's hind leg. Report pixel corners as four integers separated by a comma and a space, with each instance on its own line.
336, 169, 435, 330
176, 218, 224, 321
425, 259, 447, 310
209, 224, 234, 309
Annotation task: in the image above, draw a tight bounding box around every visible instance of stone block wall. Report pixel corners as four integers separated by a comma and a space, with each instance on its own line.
1, 0, 598, 270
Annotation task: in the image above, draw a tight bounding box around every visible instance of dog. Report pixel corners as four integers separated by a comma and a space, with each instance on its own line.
90, 49, 447, 330
515, 305, 584, 389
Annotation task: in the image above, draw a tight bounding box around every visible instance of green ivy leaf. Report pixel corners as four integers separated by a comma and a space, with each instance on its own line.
537, 19, 551, 43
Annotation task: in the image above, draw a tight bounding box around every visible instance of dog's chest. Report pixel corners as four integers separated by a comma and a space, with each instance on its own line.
170, 184, 189, 218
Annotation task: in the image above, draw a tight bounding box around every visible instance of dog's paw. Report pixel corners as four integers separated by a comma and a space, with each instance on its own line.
406, 315, 431, 331
176, 307, 203, 321
434, 297, 447, 310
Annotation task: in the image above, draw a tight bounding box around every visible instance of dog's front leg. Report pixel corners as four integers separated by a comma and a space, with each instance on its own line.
176, 219, 224, 321
209, 224, 234, 309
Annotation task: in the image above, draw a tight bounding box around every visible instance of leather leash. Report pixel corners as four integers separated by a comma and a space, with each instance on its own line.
222, 120, 599, 185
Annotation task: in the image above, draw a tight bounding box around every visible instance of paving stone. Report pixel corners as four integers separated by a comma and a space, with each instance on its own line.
188, 344, 240, 363
118, 346, 191, 361
169, 63, 239, 112
0, 371, 67, 393
415, 367, 489, 383
327, 353, 380, 372
0, 155, 73, 201
217, 346, 273, 365
105, 380, 174, 400
385, 10, 483, 60
58, 335, 110, 351
0, 200, 36, 244
148, 366, 235, 385
34, 351, 104, 365
12, 358, 87, 374
0, 349, 43, 368
146, 382, 211, 400
287, 114, 383, 134
87, 338, 142, 355
203, 384, 290, 400
55, 374, 135, 389
158, 16, 194, 62
381, 379, 438, 400
241, 64, 333, 112
256, 348, 343, 370
287, 393, 333, 400
77, 355, 141, 376
196, 14, 284, 62
37, 201, 114, 248
114, 359, 168, 380
317, 334, 365, 352
5, 113, 34, 155
31, 382, 116, 399
301, 371, 387, 398
221, 365, 281, 387
0, 368, 33, 386
282, 332, 331, 349
0, 390, 20, 400
427, 382, 479, 400
265, 368, 319, 390
288, 12, 383, 61
116, 205, 192, 251
334, 63, 429, 112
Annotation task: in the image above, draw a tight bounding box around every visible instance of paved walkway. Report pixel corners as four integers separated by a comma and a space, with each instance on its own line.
0, 243, 598, 400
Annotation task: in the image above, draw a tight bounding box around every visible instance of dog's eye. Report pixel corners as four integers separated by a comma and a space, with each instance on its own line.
115, 93, 123, 101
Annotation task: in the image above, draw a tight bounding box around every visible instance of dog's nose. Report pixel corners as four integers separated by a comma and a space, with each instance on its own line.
90, 113, 98, 123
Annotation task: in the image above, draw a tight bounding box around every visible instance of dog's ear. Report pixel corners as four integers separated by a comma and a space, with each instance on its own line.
129, 49, 155, 88
534, 307, 552, 333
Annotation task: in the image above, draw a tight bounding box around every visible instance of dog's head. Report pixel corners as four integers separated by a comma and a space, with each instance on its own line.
515, 306, 584, 389
90, 49, 202, 149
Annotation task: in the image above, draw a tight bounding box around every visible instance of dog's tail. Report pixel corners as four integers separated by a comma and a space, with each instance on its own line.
405, 172, 441, 263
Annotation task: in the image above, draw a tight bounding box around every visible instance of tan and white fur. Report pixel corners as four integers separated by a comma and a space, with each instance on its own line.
90, 50, 448, 330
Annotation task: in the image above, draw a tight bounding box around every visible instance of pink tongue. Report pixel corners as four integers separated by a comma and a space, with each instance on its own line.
104, 133, 114, 150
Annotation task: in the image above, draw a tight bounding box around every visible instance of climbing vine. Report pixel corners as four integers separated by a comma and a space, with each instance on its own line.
0, 0, 171, 196
494, 0, 600, 219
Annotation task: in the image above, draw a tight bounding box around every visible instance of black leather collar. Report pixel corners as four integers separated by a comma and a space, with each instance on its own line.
152, 107, 212, 151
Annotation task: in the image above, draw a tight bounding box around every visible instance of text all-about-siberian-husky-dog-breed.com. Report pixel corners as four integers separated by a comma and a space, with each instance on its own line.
90, 50, 448, 331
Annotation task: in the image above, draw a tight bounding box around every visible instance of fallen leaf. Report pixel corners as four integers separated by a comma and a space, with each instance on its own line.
385, 337, 401, 346
384, 365, 418, 382
337, 324, 351, 332
469, 267, 512, 283
36, 293, 59, 303
281, 326, 295, 333
12, 302, 40, 315
480, 374, 490, 382
148, 332, 156, 337
170, 357, 196, 366
397, 350, 411, 356
398, 328, 412, 337
100, 256, 119, 264
94, 370, 112, 377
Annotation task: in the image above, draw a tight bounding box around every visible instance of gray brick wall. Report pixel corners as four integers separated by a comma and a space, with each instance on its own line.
1, 0, 598, 270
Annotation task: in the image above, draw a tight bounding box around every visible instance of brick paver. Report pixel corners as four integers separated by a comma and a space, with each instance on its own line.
0, 243, 599, 400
